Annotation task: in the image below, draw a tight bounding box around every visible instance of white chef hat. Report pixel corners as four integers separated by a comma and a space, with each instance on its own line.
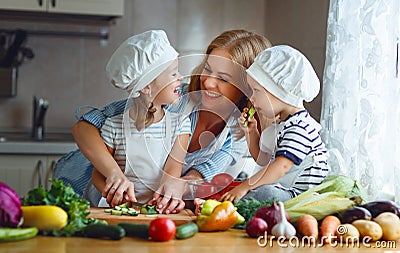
106, 30, 179, 97
246, 45, 320, 107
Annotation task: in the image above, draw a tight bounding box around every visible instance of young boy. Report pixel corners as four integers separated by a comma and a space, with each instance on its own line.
221, 45, 329, 203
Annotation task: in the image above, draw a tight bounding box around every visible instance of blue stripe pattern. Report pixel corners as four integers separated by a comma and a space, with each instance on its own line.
276, 110, 329, 192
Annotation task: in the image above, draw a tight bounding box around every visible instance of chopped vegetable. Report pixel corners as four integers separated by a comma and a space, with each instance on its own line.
271, 202, 296, 238
104, 203, 139, 216
21, 179, 102, 236
0, 181, 22, 228
243, 106, 256, 127
320, 215, 341, 244
296, 214, 318, 240
140, 204, 158, 215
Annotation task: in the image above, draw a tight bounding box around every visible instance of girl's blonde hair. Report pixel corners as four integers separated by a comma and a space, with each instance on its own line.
129, 91, 157, 131
188, 29, 272, 110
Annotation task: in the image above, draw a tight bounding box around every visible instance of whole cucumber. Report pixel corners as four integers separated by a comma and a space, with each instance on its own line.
175, 222, 198, 239
0, 227, 38, 242
84, 224, 125, 240
118, 223, 149, 239
362, 200, 400, 218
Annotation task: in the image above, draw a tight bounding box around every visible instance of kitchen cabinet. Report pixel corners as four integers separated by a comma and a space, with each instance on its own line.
0, 154, 61, 197
0, 0, 124, 17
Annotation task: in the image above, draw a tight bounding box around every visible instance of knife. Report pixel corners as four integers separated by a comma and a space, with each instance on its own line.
1, 29, 27, 68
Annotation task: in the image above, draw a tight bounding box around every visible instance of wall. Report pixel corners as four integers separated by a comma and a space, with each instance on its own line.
265, 0, 330, 120
0, 0, 328, 132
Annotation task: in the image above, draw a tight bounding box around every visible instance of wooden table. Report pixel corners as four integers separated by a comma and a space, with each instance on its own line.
2, 229, 398, 253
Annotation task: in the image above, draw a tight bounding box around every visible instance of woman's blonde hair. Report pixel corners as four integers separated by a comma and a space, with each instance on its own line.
188, 29, 272, 110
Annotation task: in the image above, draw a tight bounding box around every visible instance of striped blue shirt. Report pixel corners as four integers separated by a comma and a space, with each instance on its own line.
263, 110, 329, 194
101, 109, 192, 169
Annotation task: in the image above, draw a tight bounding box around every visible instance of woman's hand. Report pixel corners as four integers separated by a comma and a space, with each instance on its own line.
150, 177, 187, 214
219, 182, 250, 204
104, 174, 136, 207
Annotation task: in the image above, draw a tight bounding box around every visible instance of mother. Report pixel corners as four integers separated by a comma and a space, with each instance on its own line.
54, 29, 272, 213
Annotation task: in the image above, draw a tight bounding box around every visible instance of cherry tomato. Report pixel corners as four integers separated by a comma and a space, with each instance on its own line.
149, 218, 176, 242
195, 182, 218, 198
211, 173, 234, 188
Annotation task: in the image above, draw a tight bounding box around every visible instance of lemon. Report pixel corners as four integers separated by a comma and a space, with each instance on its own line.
21, 205, 68, 231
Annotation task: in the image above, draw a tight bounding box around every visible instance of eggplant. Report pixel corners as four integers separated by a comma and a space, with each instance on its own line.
338, 206, 372, 224
361, 200, 400, 218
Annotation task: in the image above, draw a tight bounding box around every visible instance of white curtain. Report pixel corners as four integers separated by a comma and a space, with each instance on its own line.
320, 0, 400, 202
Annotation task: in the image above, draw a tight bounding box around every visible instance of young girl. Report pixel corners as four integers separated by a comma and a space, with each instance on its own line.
221, 45, 329, 203
90, 30, 191, 207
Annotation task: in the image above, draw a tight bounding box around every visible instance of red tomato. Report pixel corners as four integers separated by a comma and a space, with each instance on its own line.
149, 218, 176, 242
195, 182, 218, 198
211, 173, 234, 188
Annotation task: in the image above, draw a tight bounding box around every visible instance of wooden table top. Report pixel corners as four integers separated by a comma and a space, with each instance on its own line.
2, 229, 398, 253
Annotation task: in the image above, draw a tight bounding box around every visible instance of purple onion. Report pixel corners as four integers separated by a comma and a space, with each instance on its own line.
254, 201, 290, 233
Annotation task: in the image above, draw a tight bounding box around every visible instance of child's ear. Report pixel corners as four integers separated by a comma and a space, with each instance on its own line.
140, 86, 151, 96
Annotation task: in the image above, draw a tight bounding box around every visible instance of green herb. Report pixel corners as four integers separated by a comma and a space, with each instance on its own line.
21, 179, 103, 237
233, 198, 273, 229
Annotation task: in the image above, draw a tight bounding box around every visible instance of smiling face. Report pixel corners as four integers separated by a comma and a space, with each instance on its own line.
151, 59, 183, 105
199, 48, 245, 115
247, 74, 281, 119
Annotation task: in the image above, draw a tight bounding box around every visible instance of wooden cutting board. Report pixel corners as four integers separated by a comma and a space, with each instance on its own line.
87, 207, 197, 226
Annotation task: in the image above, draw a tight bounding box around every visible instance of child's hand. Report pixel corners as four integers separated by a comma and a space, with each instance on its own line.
104, 174, 136, 207
150, 178, 187, 214
238, 107, 258, 134
219, 182, 249, 204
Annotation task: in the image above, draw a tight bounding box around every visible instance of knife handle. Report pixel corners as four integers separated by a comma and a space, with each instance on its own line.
1, 29, 27, 68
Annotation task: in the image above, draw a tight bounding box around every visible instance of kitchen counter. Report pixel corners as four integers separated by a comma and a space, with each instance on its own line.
1, 229, 398, 253
0, 130, 77, 154
0, 140, 77, 154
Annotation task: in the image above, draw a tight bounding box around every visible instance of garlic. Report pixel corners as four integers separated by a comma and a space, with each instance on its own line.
271, 201, 296, 238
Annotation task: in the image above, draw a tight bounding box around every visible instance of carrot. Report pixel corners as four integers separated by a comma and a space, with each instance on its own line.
296, 214, 319, 240
320, 215, 341, 244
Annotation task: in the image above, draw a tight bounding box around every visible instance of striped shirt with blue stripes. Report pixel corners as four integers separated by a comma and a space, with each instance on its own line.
265, 110, 329, 194
100, 109, 192, 170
